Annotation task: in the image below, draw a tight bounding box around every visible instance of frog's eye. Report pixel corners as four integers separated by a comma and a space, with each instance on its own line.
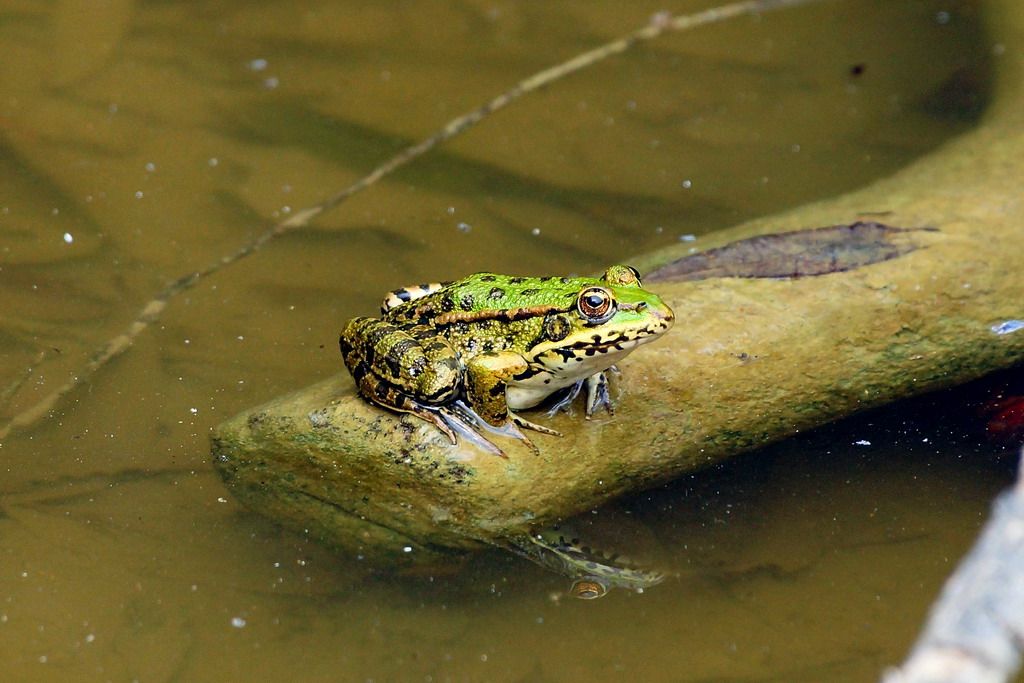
577, 287, 615, 323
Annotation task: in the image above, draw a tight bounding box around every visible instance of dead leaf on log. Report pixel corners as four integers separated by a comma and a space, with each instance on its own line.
646, 221, 937, 282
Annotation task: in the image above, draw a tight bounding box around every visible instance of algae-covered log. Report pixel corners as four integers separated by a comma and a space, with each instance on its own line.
212, 0, 1024, 567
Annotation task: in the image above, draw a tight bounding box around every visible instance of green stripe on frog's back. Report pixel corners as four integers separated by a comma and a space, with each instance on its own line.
396, 274, 581, 323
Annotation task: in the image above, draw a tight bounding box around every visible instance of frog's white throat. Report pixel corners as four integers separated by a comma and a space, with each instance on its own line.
504, 333, 656, 410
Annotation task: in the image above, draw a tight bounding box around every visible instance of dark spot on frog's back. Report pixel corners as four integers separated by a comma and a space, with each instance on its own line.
479, 275, 497, 282
488, 287, 505, 299
509, 277, 526, 284
460, 293, 475, 310
441, 295, 455, 312
385, 339, 416, 378
520, 288, 539, 297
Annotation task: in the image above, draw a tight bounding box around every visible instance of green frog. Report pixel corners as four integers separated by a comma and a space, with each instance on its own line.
339, 265, 674, 456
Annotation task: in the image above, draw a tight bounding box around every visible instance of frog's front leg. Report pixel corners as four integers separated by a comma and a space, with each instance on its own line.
545, 367, 618, 418
464, 352, 561, 450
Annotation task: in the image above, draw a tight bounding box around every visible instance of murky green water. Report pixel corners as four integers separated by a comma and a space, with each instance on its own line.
0, 1, 1010, 681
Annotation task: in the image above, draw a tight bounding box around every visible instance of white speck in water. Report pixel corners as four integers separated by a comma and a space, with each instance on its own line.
993, 43, 1006, 56
854, 439, 872, 446
935, 10, 951, 24
403, 546, 413, 553
678, 234, 696, 242
189, 407, 198, 414
134, 191, 144, 199
791, 143, 801, 153
38, 655, 47, 664
248, 58, 268, 71
456, 222, 471, 233
280, 205, 291, 214
84, 634, 95, 643
217, 497, 227, 503
208, 157, 219, 167
654, 226, 663, 234
531, 227, 541, 236
63, 232, 74, 244
992, 320, 1024, 335
263, 76, 280, 89
231, 617, 247, 628
184, 339, 191, 345
681, 179, 692, 189
447, 206, 456, 215
480, 654, 488, 663
145, 162, 156, 172
51, 207, 60, 215
237, 335, 245, 341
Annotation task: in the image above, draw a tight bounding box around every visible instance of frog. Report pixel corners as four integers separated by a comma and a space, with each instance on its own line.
339, 265, 674, 456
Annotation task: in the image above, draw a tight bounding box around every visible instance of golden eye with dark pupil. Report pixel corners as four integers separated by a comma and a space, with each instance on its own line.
577, 286, 614, 322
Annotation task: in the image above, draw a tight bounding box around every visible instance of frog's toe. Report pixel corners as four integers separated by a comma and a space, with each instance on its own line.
511, 413, 561, 438
435, 403, 509, 458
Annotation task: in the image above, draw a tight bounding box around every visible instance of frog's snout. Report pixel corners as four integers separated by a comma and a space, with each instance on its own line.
651, 299, 675, 327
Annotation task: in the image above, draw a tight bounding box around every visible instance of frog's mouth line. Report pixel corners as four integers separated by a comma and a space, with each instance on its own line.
534, 326, 666, 363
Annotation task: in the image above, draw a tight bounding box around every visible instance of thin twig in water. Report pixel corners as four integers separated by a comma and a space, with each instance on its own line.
0, 0, 827, 443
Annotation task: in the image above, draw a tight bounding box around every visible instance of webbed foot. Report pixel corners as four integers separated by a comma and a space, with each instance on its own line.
435, 401, 559, 458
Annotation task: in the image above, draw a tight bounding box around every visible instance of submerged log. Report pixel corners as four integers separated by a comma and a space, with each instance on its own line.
211, 0, 1024, 567
881, 450, 1024, 683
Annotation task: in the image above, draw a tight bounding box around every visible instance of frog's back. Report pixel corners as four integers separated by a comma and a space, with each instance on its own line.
445, 273, 590, 312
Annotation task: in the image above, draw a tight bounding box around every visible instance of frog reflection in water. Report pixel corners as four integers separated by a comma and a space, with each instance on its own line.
339, 265, 674, 456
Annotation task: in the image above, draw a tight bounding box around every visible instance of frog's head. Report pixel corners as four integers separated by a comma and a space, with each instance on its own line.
579, 264, 673, 338
528, 265, 674, 371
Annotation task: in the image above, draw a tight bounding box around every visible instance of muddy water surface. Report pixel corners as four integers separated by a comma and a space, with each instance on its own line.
0, 1, 1005, 681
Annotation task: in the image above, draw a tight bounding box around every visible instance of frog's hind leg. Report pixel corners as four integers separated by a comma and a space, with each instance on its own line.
343, 356, 458, 443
